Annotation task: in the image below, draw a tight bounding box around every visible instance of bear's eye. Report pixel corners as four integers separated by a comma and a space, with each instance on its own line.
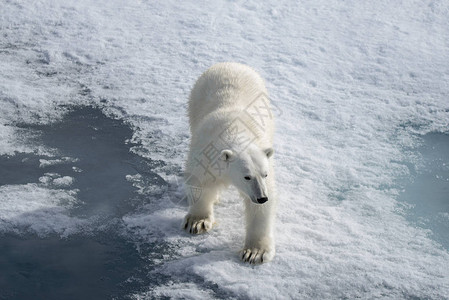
244, 176, 251, 181
264, 174, 268, 178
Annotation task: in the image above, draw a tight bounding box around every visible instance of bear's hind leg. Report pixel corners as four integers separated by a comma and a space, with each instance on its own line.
182, 186, 217, 234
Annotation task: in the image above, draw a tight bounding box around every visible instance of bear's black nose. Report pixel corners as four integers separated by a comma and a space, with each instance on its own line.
257, 197, 268, 204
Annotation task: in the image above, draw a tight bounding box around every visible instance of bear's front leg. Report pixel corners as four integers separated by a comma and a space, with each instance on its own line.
240, 197, 276, 264
182, 186, 217, 234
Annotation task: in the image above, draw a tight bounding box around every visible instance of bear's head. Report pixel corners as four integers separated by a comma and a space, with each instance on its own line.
220, 144, 274, 204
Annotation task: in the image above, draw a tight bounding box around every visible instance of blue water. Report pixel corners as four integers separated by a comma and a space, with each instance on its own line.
0, 106, 167, 300
399, 133, 449, 250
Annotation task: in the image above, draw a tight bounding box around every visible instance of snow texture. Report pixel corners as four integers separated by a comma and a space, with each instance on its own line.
1, 0, 449, 298
0, 184, 87, 237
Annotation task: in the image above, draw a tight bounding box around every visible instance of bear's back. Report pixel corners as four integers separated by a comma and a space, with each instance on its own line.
188, 62, 267, 132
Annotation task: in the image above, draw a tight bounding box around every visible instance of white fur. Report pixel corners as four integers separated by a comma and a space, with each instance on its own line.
182, 62, 276, 264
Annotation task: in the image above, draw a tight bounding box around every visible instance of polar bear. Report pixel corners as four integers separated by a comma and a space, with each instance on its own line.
182, 62, 276, 264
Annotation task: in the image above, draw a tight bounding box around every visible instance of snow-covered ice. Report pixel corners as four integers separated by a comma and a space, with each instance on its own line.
39, 157, 79, 168
0, 183, 85, 237
1, 0, 448, 299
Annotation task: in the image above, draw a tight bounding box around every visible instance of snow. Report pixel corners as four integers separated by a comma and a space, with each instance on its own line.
39, 173, 75, 187
0, 184, 87, 237
132, 282, 217, 300
39, 157, 78, 168
1, 0, 449, 298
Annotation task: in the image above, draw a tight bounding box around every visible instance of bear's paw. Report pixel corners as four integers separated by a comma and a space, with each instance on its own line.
182, 214, 214, 234
239, 248, 275, 265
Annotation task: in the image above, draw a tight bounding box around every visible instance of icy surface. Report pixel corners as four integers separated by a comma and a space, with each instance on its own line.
39, 157, 79, 168
132, 282, 217, 300
1, 0, 449, 298
0, 184, 84, 237
399, 133, 449, 250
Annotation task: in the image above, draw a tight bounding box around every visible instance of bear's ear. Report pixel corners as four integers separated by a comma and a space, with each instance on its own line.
220, 149, 233, 161
264, 147, 274, 158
